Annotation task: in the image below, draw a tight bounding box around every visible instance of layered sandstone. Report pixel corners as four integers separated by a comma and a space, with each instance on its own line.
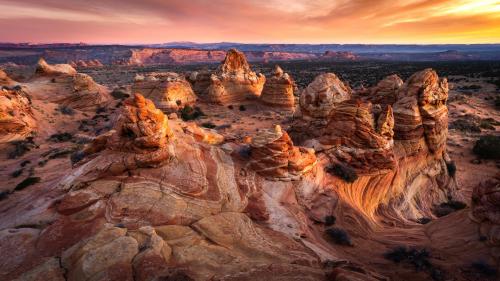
80, 93, 173, 174
249, 125, 317, 180
319, 100, 395, 173
27, 59, 110, 110
206, 49, 265, 104
260, 65, 295, 109
69, 59, 104, 68
132, 72, 197, 112
359, 74, 403, 106
299, 73, 352, 118
393, 69, 448, 155
0, 87, 36, 143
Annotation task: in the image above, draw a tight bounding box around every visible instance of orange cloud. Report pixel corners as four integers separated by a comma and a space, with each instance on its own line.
0, 0, 498, 43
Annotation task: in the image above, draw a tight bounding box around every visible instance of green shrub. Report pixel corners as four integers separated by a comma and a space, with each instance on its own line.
15, 177, 41, 191
325, 227, 352, 246
325, 163, 358, 183
180, 105, 204, 121
473, 135, 500, 159
446, 161, 456, 177
201, 122, 216, 129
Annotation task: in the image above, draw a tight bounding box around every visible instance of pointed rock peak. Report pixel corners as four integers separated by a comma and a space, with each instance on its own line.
251, 124, 284, 148
219, 48, 251, 73
376, 105, 394, 140
273, 65, 284, 77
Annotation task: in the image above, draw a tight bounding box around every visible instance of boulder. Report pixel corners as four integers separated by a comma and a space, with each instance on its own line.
132, 72, 197, 112
299, 73, 351, 118
260, 65, 295, 109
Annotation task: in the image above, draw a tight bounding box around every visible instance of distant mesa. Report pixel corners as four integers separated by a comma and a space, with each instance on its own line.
132, 72, 197, 112
206, 49, 266, 104
321, 51, 358, 61
260, 65, 296, 109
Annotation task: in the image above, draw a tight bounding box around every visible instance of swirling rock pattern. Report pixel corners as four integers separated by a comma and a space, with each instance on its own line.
249, 125, 317, 180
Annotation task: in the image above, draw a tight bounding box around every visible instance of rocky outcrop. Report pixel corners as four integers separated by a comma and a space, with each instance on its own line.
299, 73, 352, 118
249, 125, 317, 180
393, 69, 448, 155
206, 49, 265, 104
69, 59, 104, 68
132, 72, 197, 112
35, 58, 77, 76
260, 65, 295, 109
187, 70, 212, 95
319, 100, 395, 173
0, 69, 15, 86
358, 74, 403, 106
80, 93, 173, 174
0, 87, 36, 143
27, 59, 110, 110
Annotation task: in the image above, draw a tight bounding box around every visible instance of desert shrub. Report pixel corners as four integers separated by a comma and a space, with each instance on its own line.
180, 105, 204, 121
48, 132, 73, 142
325, 163, 358, 183
96, 106, 107, 114
325, 227, 353, 246
176, 100, 182, 106
238, 145, 252, 159
434, 200, 467, 217
15, 177, 41, 191
71, 151, 86, 165
228, 105, 234, 110
11, 169, 23, 178
417, 217, 432, 224
201, 122, 216, 129
384, 246, 433, 272
8, 137, 36, 159
470, 261, 498, 278
239, 105, 246, 111
473, 135, 500, 159
479, 118, 498, 130
20, 160, 30, 167
0, 191, 9, 201
446, 161, 456, 177
449, 119, 481, 133
324, 215, 336, 226
110, 88, 129, 100
57, 105, 75, 115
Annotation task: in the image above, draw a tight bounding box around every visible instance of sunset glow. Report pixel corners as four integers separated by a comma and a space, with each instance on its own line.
0, 0, 499, 44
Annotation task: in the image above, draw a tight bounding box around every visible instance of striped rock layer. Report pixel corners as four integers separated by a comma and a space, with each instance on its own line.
0, 87, 36, 143
260, 65, 295, 109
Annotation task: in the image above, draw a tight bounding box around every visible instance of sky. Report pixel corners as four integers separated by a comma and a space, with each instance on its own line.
0, 0, 499, 44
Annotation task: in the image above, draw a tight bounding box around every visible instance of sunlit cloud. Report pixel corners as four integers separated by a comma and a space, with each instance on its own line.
0, 0, 498, 44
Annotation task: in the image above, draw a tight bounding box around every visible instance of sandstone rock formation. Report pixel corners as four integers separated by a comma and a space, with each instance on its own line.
0, 69, 15, 86
132, 72, 197, 112
249, 125, 317, 180
299, 73, 352, 118
27, 58, 110, 110
471, 175, 500, 263
35, 58, 77, 76
393, 69, 448, 155
80, 93, 173, 174
359, 74, 403, 106
319, 100, 395, 173
187, 70, 212, 95
206, 49, 265, 104
69, 59, 104, 68
0, 87, 36, 143
260, 65, 295, 109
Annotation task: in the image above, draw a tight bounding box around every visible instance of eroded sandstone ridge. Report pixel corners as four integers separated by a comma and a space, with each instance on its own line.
299, 73, 352, 118
27, 58, 110, 110
260, 65, 296, 109
132, 72, 197, 112
0, 69, 15, 86
206, 49, 265, 104
0, 87, 36, 143
249, 125, 317, 180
